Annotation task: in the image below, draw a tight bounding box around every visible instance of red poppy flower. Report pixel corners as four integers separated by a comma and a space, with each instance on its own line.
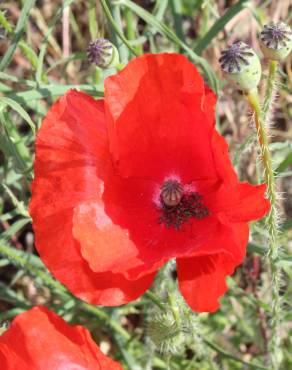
0, 306, 123, 369
30, 53, 269, 312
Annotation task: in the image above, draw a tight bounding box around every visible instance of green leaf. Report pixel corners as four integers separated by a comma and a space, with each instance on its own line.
275, 151, 292, 175
194, 0, 249, 54
0, 218, 31, 240
0, 97, 36, 134
0, 0, 36, 71
6, 84, 103, 103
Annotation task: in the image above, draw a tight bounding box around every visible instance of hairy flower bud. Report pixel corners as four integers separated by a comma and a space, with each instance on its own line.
87, 38, 119, 69
147, 311, 184, 354
260, 22, 292, 61
219, 42, 261, 92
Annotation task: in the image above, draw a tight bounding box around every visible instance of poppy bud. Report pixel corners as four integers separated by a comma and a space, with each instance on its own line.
147, 311, 184, 354
219, 42, 262, 92
87, 38, 119, 69
260, 22, 292, 61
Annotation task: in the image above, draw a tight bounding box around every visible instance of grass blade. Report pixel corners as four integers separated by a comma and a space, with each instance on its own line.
0, 0, 36, 71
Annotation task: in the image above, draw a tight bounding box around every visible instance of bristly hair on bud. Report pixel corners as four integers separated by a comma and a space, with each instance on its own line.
219, 41, 261, 92
147, 310, 185, 354
87, 38, 119, 69
260, 22, 292, 61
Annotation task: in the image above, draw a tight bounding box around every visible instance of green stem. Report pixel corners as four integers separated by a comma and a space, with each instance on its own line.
204, 338, 269, 370
109, 0, 129, 63
124, 7, 142, 55
167, 293, 181, 325
169, 0, 184, 42
246, 90, 281, 370
100, 0, 138, 58
88, 0, 98, 39
262, 60, 279, 120
78, 301, 130, 340
145, 291, 165, 311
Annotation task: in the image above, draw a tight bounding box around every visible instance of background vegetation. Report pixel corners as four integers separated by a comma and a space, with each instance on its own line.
0, 1, 291, 369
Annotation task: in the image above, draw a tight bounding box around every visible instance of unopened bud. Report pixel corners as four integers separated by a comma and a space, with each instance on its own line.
87, 38, 119, 69
219, 42, 261, 92
260, 22, 292, 61
147, 311, 184, 354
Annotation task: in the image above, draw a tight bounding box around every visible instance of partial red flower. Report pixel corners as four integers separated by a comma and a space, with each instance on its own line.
30, 53, 269, 312
0, 306, 123, 370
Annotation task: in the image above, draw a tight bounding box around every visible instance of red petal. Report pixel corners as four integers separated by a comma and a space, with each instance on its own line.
177, 222, 249, 312
0, 306, 123, 369
203, 85, 217, 128
73, 200, 143, 274
30, 90, 155, 305
211, 131, 238, 184
105, 53, 217, 182
204, 182, 270, 222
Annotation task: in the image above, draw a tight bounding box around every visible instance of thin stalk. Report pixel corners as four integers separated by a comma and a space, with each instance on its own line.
167, 293, 181, 325
262, 60, 279, 120
88, 0, 98, 39
169, 0, 184, 42
204, 338, 269, 370
246, 89, 281, 370
124, 7, 142, 55
100, 0, 138, 58
110, 1, 128, 62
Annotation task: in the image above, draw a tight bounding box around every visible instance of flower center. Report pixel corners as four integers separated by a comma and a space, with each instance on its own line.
158, 180, 209, 229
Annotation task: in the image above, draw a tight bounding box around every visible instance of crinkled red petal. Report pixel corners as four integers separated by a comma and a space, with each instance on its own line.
104, 53, 217, 182
30, 90, 155, 305
177, 222, 249, 312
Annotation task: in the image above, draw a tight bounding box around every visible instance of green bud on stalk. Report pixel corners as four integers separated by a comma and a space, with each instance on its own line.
87, 38, 120, 69
219, 42, 261, 92
260, 22, 292, 61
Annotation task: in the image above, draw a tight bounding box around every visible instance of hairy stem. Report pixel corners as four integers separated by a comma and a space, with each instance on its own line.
262, 60, 279, 120
246, 90, 281, 370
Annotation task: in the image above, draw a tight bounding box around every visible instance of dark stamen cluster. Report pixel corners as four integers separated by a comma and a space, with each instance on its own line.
219, 42, 254, 73
159, 192, 209, 230
87, 38, 113, 67
260, 23, 292, 50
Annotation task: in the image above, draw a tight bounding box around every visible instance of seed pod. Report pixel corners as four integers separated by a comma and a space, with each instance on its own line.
87, 38, 119, 69
260, 22, 292, 61
161, 180, 184, 207
219, 42, 262, 92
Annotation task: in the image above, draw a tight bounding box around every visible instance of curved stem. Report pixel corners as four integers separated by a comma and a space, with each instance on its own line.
246, 90, 281, 370
262, 60, 279, 120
